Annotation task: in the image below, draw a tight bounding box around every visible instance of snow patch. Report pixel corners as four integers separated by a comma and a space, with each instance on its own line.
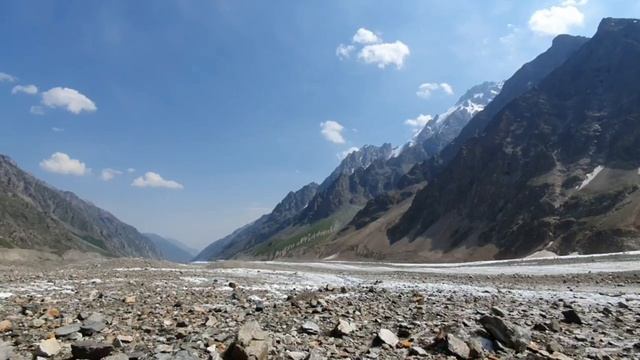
577, 165, 604, 190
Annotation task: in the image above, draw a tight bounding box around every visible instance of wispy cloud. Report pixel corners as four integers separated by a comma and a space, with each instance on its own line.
0, 72, 16, 82
338, 147, 359, 160
132, 172, 184, 190
416, 83, 454, 99
11, 84, 38, 95
30, 106, 45, 115
320, 120, 346, 144
336, 44, 355, 60
100, 168, 123, 181
40, 152, 89, 176
41, 87, 97, 114
405, 114, 434, 134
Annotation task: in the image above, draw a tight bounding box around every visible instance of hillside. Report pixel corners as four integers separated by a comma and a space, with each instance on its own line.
0, 155, 159, 258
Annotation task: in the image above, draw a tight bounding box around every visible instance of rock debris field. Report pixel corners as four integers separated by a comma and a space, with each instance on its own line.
0, 254, 640, 359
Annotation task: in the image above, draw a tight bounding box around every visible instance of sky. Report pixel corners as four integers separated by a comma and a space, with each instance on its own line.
1, 0, 639, 250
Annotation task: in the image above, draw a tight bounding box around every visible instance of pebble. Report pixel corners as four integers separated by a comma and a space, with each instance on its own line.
36, 338, 61, 357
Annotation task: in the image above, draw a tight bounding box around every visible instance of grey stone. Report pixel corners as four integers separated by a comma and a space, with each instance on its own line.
55, 323, 81, 337
562, 309, 583, 325
224, 320, 270, 360
479, 315, 531, 352
445, 334, 470, 359
376, 328, 398, 347
81, 321, 107, 335
333, 319, 355, 337
301, 321, 320, 335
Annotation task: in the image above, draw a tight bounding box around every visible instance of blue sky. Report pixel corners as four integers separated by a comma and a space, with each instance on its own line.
1, 1, 638, 249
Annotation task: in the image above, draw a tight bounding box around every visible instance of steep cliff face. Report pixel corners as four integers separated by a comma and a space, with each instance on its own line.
0, 155, 160, 258
390, 18, 640, 258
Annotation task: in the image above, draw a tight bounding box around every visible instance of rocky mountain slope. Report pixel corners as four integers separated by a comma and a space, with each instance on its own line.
389, 17, 640, 259
0, 155, 160, 258
195, 144, 396, 261
314, 32, 594, 261
197, 18, 640, 262
144, 233, 196, 263
401, 34, 589, 186
195, 82, 502, 261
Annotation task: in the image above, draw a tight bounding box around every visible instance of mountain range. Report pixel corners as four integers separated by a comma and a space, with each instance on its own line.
195, 17, 640, 262
2, 18, 639, 264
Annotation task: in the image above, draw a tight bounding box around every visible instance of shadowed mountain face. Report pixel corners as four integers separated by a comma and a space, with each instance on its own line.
144, 233, 196, 263
297, 82, 503, 225
390, 18, 640, 258
401, 34, 590, 187
0, 155, 159, 258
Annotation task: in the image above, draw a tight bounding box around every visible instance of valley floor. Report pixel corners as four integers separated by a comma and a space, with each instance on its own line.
0, 252, 639, 359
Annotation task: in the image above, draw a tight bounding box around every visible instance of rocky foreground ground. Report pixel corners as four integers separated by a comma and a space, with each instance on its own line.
0, 256, 639, 359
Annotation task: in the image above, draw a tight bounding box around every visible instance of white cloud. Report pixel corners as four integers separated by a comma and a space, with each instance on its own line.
41, 87, 97, 114
405, 114, 434, 134
320, 120, 346, 144
127, 168, 136, 173
358, 41, 410, 69
338, 147, 359, 160
132, 172, 184, 190
336, 44, 355, 60
440, 83, 454, 95
336, 29, 410, 69
39, 152, 89, 176
528, 3, 585, 36
11, 84, 38, 95
0, 72, 16, 82
52, 127, 64, 132
100, 168, 123, 181
416, 82, 454, 99
352, 28, 380, 44
30, 106, 45, 115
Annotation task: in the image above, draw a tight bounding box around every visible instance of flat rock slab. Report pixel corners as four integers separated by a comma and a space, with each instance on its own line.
71, 341, 114, 360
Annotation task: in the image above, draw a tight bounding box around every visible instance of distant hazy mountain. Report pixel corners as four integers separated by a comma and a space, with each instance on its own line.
193, 182, 320, 261
194, 143, 397, 261
0, 155, 159, 258
144, 233, 196, 263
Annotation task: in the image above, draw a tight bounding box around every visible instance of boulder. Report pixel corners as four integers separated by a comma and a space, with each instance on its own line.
224, 320, 270, 360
